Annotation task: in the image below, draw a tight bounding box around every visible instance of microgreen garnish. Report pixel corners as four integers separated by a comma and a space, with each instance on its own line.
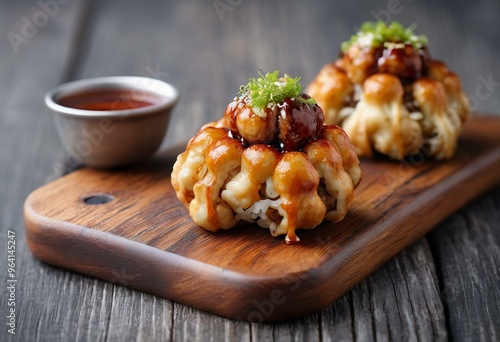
341, 21, 428, 53
238, 70, 316, 114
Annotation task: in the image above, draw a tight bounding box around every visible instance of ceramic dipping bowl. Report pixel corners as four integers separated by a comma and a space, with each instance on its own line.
45, 76, 179, 168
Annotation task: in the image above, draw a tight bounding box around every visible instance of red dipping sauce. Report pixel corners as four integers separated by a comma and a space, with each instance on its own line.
57, 89, 163, 111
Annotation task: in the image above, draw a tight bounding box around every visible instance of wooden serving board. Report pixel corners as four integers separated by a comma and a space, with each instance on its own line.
24, 116, 500, 322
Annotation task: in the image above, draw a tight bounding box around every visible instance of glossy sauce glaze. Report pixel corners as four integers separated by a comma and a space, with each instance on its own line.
342, 44, 431, 85
224, 94, 324, 152
172, 111, 361, 245
377, 44, 431, 83
335, 44, 432, 116
278, 95, 324, 151
57, 89, 162, 111
220, 96, 327, 244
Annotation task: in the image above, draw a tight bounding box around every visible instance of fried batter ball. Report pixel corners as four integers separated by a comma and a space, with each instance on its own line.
307, 21, 470, 160
171, 71, 361, 243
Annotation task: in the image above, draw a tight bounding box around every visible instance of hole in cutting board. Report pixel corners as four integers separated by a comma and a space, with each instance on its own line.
82, 194, 114, 205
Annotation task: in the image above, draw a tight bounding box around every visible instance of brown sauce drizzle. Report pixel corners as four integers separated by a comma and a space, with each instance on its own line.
222, 94, 327, 244
224, 94, 324, 153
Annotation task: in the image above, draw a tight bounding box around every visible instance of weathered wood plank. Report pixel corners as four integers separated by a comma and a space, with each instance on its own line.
171, 303, 250, 342
23, 116, 500, 323
428, 187, 500, 342
319, 239, 448, 342
1, 0, 500, 340
105, 287, 173, 342
0, 2, 92, 342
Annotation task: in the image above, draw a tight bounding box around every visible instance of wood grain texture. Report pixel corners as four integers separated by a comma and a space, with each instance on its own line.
2, 0, 500, 340
320, 239, 448, 341
428, 191, 500, 341
24, 116, 500, 321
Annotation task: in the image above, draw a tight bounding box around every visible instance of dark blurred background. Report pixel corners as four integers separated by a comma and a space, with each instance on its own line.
1, 0, 499, 149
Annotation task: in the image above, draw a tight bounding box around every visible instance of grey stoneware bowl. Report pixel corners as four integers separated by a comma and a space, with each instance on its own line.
45, 76, 179, 168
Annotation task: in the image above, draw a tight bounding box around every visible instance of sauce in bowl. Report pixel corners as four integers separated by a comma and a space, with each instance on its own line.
45, 76, 179, 167
57, 89, 163, 111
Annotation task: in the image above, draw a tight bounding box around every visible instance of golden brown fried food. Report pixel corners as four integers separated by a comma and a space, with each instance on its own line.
171, 71, 361, 243
307, 21, 470, 160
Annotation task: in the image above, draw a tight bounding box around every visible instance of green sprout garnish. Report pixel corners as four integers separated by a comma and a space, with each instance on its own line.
341, 21, 428, 53
238, 70, 315, 115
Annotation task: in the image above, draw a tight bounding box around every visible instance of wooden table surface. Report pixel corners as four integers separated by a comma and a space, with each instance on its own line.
1, 0, 499, 341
